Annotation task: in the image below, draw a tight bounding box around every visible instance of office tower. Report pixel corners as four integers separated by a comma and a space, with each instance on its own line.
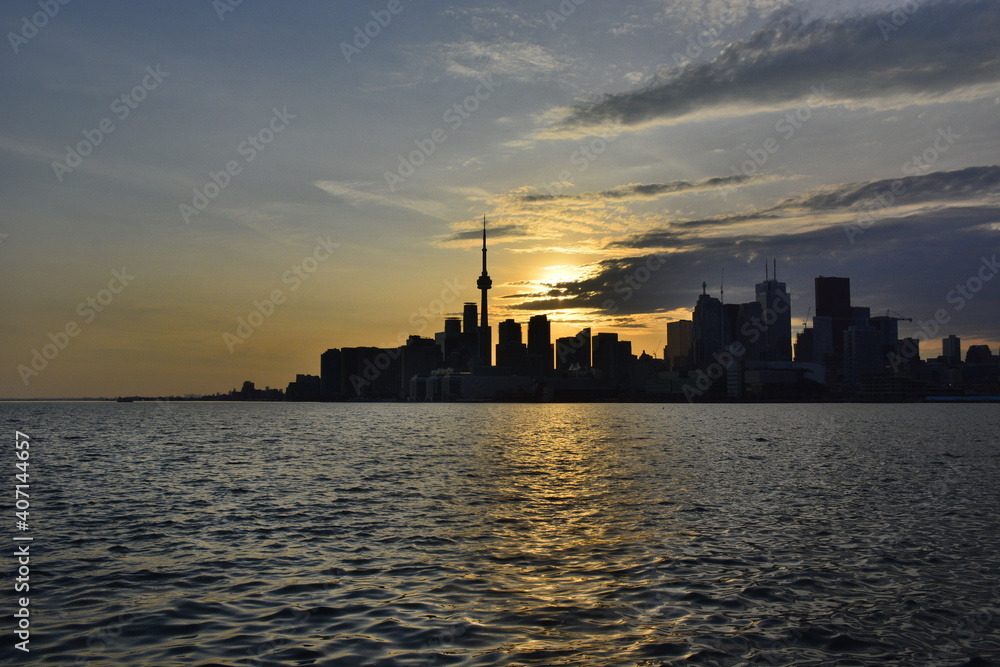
812, 315, 834, 361
340, 346, 404, 399
320, 348, 342, 400
462, 302, 477, 336
851, 306, 871, 329
666, 320, 693, 371
843, 327, 883, 385
461, 302, 479, 366
496, 319, 529, 373
527, 314, 553, 375
592, 332, 619, 379
476, 216, 493, 365
815, 276, 851, 354
795, 328, 814, 363
402, 336, 442, 393
755, 273, 792, 361
870, 316, 900, 348
692, 283, 729, 369
444, 317, 461, 338
436, 317, 463, 367
735, 300, 765, 362
556, 327, 591, 371
869, 316, 900, 369
943, 335, 962, 364
965, 344, 992, 364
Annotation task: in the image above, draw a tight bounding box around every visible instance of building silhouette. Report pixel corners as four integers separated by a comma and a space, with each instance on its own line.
755, 267, 792, 361
496, 318, 530, 374
476, 216, 493, 365
943, 335, 962, 364
815, 276, 852, 355
556, 327, 591, 372
527, 314, 553, 376
666, 320, 692, 371
692, 283, 728, 369
291, 227, 998, 402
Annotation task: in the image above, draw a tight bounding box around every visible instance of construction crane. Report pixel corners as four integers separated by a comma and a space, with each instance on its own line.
884, 309, 912, 322
801, 306, 812, 332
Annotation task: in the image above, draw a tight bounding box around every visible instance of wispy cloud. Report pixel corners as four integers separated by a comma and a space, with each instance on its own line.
553, 0, 1000, 131
313, 180, 450, 218
518, 174, 756, 202
611, 165, 1000, 247
438, 40, 569, 82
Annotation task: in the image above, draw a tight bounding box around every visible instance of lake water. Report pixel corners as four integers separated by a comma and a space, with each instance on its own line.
2, 402, 999, 666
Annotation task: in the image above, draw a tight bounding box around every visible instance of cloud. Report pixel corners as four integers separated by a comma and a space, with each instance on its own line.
556, 0, 1000, 130
437, 223, 533, 245
313, 180, 450, 219
511, 204, 1000, 321
518, 174, 755, 202
438, 40, 568, 82
782, 164, 1000, 212
610, 165, 1000, 246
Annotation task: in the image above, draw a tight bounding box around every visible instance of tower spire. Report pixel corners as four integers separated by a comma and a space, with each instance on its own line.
476, 215, 493, 365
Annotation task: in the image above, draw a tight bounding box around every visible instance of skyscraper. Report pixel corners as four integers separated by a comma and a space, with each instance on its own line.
556, 327, 591, 371
692, 282, 729, 369
755, 271, 792, 361
477, 216, 493, 365
666, 320, 693, 370
815, 276, 851, 355
496, 318, 529, 374
527, 314, 553, 375
943, 335, 962, 363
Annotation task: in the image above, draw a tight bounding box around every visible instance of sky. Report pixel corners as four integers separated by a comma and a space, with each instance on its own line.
2, 0, 999, 398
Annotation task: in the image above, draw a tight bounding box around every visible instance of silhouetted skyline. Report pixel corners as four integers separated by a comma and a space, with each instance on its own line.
3, 1, 999, 398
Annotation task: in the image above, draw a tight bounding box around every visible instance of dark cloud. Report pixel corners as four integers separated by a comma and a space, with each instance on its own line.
441, 224, 530, 243
785, 164, 1000, 212
610, 165, 1000, 247
560, 1, 1000, 128
512, 205, 1000, 338
519, 174, 751, 202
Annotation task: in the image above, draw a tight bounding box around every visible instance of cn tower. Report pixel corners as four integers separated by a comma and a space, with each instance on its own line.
476, 215, 493, 365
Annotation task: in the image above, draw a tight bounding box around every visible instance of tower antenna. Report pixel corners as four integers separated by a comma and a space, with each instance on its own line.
476, 215, 493, 365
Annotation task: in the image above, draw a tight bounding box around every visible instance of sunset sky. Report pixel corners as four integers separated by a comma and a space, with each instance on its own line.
2, 0, 999, 398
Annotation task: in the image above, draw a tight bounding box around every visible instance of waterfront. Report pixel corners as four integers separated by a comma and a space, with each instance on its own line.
3, 402, 999, 665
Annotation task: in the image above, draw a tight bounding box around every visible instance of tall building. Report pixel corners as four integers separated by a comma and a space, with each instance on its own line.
815, 276, 851, 354
496, 319, 529, 374
851, 306, 871, 329
812, 315, 834, 362
320, 348, 342, 400
592, 332, 619, 379
556, 327, 591, 371
869, 316, 900, 370
476, 216, 493, 365
735, 301, 765, 362
843, 327, 883, 385
527, 314, 553, 375
666, 320, 693, 370
755, 273, 792, 361
794, 327, 814, 363
461, 302, 479, 367
462, 302, 477, 336
692, 283, 729, 369
965, 344, 992, 365
943, 335, 962, 364
402, 336, 442, 393
437, 317, 463, 368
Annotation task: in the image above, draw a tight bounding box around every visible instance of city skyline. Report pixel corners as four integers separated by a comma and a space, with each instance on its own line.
3, 1, 1000, 398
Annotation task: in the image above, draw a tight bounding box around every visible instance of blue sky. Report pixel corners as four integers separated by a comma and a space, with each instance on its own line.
2, 0, 999, 397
